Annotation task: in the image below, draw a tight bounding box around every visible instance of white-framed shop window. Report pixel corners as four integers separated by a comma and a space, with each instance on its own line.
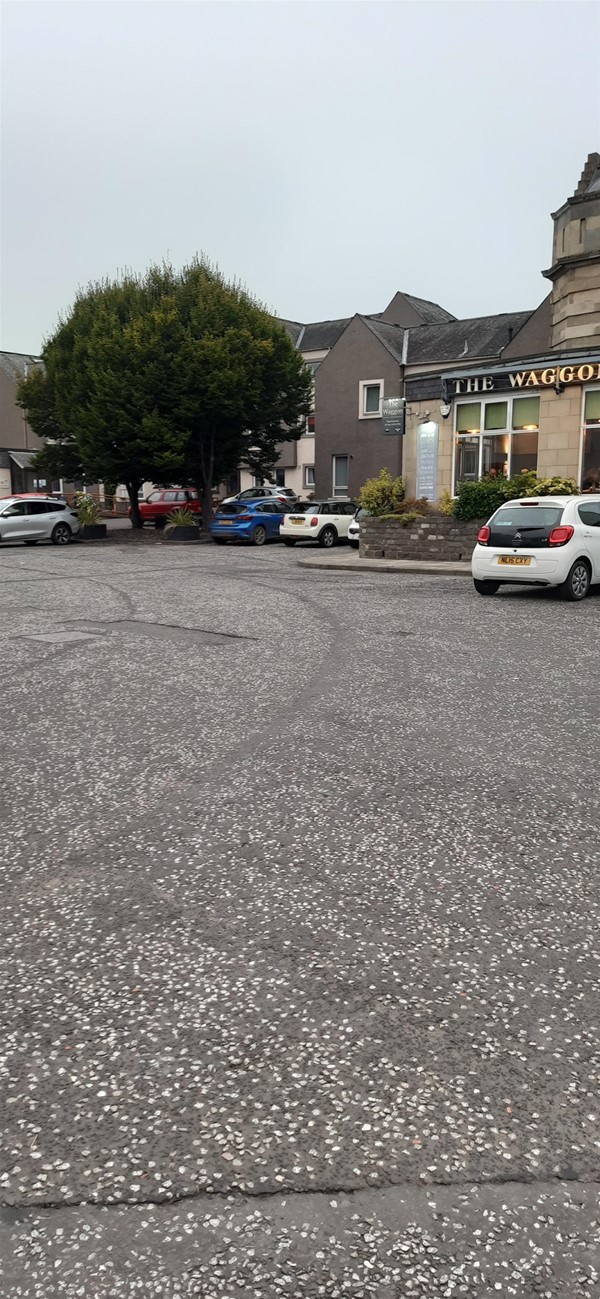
581, 387, 600, 490
452, 395, 540, 494
358, 380, 383, 419
332, 454, 349, 496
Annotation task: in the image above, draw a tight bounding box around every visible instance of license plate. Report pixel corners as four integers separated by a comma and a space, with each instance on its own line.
220, 520, 234, 526
290, 518, 304, 526
498, 555, 532, 566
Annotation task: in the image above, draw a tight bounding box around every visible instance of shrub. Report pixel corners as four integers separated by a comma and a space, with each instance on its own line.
453, 479, 508, 521
524, 475, 578, 497
358, 468, 406, 517
165, 507, 199, 533
454, 471, 579, 520
439, 489, 454, 516
74, 492, 101, 525
397, 496, 429, 515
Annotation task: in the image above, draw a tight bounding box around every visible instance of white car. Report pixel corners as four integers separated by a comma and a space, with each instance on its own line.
0, 495, 81, 546
347, 506, 371, 549
471, 495, 600, 601
280, 500, 357, 548
223, 486, 296, 505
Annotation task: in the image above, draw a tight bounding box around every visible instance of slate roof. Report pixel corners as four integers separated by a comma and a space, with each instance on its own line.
360, 317, 406, 362
405, 311, 533, 365
0, 351, 42, 383
400, 293, 456, 324
279, 317, 351, 352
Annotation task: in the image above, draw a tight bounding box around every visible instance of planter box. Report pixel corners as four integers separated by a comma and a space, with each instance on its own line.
360, 514, 484, 562
165, 525, 200, 542
80, 523, 107, 540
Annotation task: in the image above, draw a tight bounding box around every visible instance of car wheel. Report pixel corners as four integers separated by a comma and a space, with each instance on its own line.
24, 540, 39, 546
319, 526, 336, 548
213, 539, 228, 546
559, 559, 591, 602
283, 538, 296, 547
252, 525, 267, 546
51, 523, 71, 545
473, 579, 500, 596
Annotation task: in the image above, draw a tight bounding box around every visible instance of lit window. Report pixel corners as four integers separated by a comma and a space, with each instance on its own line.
454, 397, 540, 491
582, 390, 600, 490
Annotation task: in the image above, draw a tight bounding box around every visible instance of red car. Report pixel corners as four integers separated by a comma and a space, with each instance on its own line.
131, 488, 202, 527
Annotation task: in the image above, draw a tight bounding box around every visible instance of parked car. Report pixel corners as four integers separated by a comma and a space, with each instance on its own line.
279, 500, 357, 548
131, 489, 202, 527
0, 495, 81, 545
223, 486, 297, 505
347, 506, 371, 549
471, 495, 600, 601
210, 500, 289, 546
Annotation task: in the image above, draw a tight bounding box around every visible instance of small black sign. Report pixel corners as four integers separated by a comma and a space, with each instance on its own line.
382, 397, 406, 436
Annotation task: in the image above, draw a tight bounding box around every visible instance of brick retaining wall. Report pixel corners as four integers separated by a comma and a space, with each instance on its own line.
360, 514, 483, 561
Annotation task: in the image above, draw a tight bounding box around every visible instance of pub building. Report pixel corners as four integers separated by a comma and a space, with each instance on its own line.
402, 153, 600, 500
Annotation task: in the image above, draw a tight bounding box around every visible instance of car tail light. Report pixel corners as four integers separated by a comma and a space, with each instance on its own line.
548, 525, 574, 547
310, 516, 319, 527
477, 526, 490, 544
237, 514, 252, 521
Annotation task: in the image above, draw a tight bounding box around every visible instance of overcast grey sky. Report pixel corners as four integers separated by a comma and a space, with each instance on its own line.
2, 1, 599, 353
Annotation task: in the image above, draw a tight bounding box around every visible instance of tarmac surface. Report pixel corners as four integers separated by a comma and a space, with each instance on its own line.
0, 537, 599, 1297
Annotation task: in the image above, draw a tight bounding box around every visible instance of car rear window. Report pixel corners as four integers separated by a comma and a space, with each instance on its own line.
491, 505, 564, 529
218, 503, 245, 515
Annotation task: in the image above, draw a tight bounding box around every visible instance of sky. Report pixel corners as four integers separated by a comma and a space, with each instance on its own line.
2, 0, 599, 354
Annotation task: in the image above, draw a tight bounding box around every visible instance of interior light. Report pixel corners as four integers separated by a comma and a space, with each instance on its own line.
522, 424, 538, 431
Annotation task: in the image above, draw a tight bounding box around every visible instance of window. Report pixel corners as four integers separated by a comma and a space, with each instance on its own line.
359, 380, 383, 419
454, 396, 540, 491
163, 491, 178, 502
176, 492, 187, 502
148, 491, 162, 502
332, 455, 349, 496
29, 501, 50, 515
274, 468, 285, 488
303, 466, 315, 488
1, 501, 28, 517
582, 390, 600, 490
306, 413, 315, 435
578, 502, 600, 527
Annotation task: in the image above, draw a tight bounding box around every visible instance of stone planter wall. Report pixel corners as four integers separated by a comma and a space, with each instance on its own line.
360, 514, 483, 561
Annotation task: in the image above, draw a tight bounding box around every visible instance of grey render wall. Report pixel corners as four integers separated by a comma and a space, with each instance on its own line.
314, 317, 403, 499
0, 368, 41, 452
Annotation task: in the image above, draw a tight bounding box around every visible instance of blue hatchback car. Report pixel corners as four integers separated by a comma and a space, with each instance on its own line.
210, 499, 289, 546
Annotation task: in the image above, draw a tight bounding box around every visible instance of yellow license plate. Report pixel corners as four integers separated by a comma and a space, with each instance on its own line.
290, 518, 304, 525
220, 520, 234, 526
498, 555, 532, 566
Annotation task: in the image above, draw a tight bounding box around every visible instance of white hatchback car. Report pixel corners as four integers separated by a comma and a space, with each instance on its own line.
0, 496, 81, 546
280, 500, 357, 548
471, 495, 600, 600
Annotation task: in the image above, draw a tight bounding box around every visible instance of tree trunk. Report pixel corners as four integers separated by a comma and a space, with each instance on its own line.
126, 481, 142, 528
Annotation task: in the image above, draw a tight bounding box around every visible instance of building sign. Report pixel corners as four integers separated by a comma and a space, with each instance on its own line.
416, 421, 439, 500
382, 396, 406, 435
452, 360, 600, 395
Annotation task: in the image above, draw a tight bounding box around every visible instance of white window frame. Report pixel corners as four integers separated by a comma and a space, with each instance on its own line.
579, 384, 600, 487
332, 454, 349, 497
303, 465, 315, 488
452, 393, 541, 496
359, 379, 384, 419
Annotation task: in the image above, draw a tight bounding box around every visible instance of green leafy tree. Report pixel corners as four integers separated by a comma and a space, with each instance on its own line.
17, 260, 311, 526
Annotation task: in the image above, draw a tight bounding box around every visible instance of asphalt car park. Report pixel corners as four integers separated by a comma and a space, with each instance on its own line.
1, 542, 598, 1297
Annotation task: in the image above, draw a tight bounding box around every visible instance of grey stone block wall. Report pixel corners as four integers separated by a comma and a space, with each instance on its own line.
360, 514, 483, 561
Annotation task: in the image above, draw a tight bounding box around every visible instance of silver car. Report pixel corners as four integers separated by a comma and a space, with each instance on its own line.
0, 496, 81, 546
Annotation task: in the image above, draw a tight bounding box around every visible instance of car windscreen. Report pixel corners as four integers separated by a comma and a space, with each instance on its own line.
490, 506, 564, 529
